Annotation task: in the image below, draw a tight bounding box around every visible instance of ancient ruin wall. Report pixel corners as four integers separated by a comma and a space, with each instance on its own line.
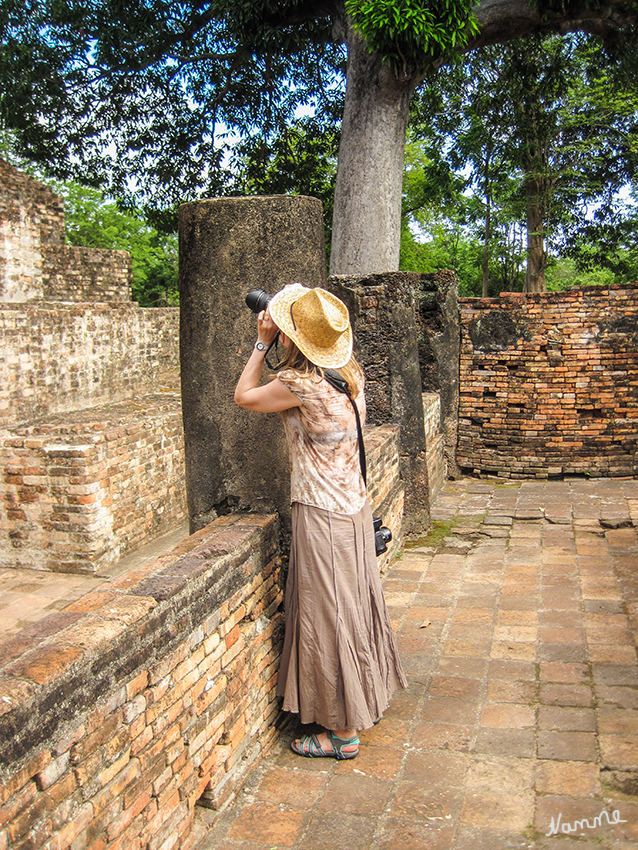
414, 270, 460, 477
0, 303, 180, 428
327, 272, 454, 533
0, 161, 65, 251
179, 195, 327, 536
1, 396, 186, 573
42, 245, 131, 302
0, 159, 63, 302
326, 273, 431, 536
423, 393, 446, 501
0, 159, 185, 572
0, 159, 130, 303
458, 284, 638, 478
0, 514, 284, 850
0, 423, 400, 850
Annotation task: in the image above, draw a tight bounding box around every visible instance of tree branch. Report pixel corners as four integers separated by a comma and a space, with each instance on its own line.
470, 0, 638, 49
265, 0, 343, 28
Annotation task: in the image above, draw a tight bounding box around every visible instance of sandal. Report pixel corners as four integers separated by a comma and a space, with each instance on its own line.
291, 730, 360, 760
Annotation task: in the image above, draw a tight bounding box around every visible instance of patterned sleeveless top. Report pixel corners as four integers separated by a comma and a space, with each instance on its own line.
277, 367, 367, 515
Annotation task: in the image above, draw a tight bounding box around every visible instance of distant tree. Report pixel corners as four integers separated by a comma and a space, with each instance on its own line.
408, 32, 638, 292
545, 256, 617, 291
409, 53, 517, 295
495, 33, 638, 291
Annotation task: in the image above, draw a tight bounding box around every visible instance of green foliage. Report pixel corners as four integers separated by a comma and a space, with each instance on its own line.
49, 179, 179, 307
0, 1, 344, 212
345, 0, 479, 74
545, 256, 616, 291
565, 213, 638, 283
400, 219, 490, 296
229, 116, 340, 256
405, 32, 638, 293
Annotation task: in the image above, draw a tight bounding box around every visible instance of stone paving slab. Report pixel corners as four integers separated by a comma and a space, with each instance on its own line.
194, 477, 638, 850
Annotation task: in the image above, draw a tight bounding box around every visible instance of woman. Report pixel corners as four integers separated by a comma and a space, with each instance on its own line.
235, 284, 407, 760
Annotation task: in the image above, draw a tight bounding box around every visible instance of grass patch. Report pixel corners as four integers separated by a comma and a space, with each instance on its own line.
404, 520, 455, 549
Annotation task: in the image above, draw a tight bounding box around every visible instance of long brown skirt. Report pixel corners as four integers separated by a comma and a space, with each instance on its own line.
276, 500, 408, 731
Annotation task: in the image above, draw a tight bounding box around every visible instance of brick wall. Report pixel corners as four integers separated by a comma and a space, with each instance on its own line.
0, 424, 401, 850
458, 284, 638, 478
0, 158, 133, 305
0, 160, 65, 302
0, 513, 284, 850
42, 245, 131, 302
1, 395, 186, 573
415, 270, 460, 476
364, 424, 404, 569
326, 273, 432, 536
0, 304, 180, 428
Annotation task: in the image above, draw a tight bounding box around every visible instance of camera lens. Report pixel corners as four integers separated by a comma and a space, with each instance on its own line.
245, 289, 272, 313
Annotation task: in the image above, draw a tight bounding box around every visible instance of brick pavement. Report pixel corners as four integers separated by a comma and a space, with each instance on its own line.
193, 477, 638, 850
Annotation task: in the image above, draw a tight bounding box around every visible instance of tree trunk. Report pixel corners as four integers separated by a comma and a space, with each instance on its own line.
482, 149, 492, 297
329, 28, 416, 275
524, 177, 546, 292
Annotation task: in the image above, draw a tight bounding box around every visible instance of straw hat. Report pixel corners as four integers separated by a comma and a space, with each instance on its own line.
268, 284, 353, 369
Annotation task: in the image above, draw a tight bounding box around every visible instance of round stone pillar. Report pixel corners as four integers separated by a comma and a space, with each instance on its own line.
179, 196, 327, 533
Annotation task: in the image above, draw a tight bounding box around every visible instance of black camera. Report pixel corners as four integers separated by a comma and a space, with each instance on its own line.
245, 289, 272, 313
374, 517, 392, 556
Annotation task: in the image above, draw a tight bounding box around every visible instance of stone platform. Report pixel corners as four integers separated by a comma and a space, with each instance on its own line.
193, 476, 638, 850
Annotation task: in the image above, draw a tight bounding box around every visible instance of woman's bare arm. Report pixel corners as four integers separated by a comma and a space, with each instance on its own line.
234, 310, 301, 413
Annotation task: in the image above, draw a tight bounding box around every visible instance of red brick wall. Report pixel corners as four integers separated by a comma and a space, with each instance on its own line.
458, 284, 638, 478
0, 424, 403, 849
1, 395, 186, 573
0, 514, 284, 850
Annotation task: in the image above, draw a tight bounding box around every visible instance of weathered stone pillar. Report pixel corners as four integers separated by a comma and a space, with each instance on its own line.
179, 196, 326, 534
416, 271, 461, 477
326, 273, 430, 537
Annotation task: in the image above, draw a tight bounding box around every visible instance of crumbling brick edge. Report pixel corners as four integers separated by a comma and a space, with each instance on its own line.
0, 512, 284, 850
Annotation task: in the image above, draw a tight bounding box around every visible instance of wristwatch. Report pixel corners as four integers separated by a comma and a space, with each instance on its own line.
255, 341, 267, 352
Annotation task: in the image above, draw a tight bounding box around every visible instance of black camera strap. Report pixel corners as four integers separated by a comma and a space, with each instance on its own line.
323, 369, 392, 557
323, 368, 367, 487
264, 332, 280, 371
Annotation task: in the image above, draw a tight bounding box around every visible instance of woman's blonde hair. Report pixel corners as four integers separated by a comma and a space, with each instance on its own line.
272, 339, 362, 397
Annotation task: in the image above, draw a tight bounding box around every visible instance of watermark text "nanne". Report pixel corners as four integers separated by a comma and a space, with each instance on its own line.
546, 809, 627, 836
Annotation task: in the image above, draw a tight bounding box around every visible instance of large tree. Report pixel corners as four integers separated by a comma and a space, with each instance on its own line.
2, 0, 637, 275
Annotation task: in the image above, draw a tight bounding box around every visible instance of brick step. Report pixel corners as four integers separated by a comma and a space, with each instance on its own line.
364, 424, 404, 569
0, 511, 285, 850
423, 392, 447, 505
1, 392, 186, 573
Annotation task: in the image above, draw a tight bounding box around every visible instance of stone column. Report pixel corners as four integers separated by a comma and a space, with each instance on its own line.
416, 270, 461, 477
326, 273, 431, 537
179, 196, 327, 534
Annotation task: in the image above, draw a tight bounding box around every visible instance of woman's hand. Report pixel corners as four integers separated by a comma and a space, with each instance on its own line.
257, 308, 279, 347
234, 307, 300, 412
